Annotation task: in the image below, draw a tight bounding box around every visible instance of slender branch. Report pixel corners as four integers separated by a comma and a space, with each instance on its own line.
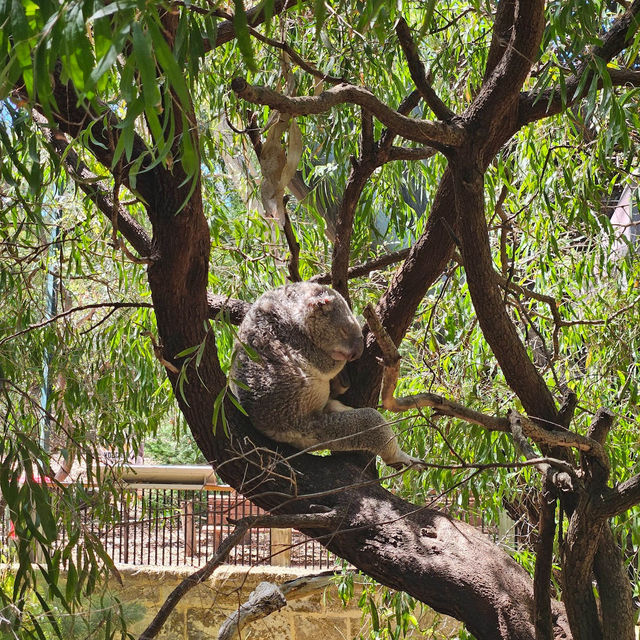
217, 582, 286, 640
330, 154, 378, 303
139, 511, 339, 640
212, 0, 299, 49
231, 78, 465, 148
363, 303, 606, 465
283, 208, 302, 282
247, 26, 347, 84
395, 18, 456, 121
329, 92, 433, 302
0, 303, 152, 346
310, 248, 411, 285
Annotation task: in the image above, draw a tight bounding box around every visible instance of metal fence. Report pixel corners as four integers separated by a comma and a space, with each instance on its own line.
0, 481, 339, 570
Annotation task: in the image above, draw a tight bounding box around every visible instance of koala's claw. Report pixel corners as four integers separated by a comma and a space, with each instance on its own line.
387, 455, 427, 471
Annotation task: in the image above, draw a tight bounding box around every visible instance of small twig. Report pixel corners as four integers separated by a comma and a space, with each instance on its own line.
247, 26, 347, 85
143, 331, 180, 374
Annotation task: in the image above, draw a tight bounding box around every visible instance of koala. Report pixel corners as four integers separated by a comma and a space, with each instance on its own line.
230, 281, 423, 469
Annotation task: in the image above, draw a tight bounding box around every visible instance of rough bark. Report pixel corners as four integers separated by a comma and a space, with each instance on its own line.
593, 526, 635, 640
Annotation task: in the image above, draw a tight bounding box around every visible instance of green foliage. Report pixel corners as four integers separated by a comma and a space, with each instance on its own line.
144, 420, 207, 465
1, 0, 640, 637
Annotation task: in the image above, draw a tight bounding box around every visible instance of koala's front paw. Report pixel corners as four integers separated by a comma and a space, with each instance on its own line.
385, 452, 426, 471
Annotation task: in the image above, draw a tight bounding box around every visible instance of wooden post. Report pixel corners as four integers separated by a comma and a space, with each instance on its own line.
184, 501, 195, 558
270, 528, 292, 566
122, 503, 130, 564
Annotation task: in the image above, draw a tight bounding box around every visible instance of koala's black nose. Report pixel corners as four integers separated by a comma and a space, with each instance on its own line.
348, 338, 364, 361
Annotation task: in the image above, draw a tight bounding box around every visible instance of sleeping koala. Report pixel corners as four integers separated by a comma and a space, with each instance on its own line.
230, 282, 422, 468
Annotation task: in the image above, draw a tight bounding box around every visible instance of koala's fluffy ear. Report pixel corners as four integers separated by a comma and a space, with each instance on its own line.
306, 286, 334, 312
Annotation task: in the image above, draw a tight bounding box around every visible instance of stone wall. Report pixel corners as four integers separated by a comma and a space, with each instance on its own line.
113, 564, 462, 639
114, 565, 364, 640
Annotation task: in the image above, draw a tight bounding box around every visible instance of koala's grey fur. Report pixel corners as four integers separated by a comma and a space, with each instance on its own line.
230, 282, 422, 469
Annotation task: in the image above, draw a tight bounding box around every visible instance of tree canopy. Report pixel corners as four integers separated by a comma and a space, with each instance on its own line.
2, 1, 640, 639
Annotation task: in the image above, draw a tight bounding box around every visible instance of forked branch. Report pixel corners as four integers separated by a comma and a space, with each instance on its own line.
231, 78, 465, 148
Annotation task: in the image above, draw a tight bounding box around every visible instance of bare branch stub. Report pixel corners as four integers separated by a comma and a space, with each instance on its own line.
217, 571, 340, 640
283, 208, 302, 282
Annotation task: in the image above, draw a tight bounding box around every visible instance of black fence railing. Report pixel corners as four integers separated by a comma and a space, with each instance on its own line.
1, 484, 339, 570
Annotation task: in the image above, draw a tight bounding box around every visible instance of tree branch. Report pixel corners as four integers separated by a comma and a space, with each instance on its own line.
0, 303, 153, 347
328, 92, 433, 303
32, 118, 153, 258
593, 525, 635, 640
597, 474, 640, 518
246, 26, 347, 84
212, 0, 299, 49
483, 1, 516, 81
465, 0, 545, 132
363, 303, 605, 467
231, 78, 465, 148
450, 152, 558, 424
395, 18, 456, 121
41, 119, 250, 332
519, 1, 640, 125
283, 208, 302, 282
206, 293, 251, 324
386, 145, 437, 162
310, 248, 411, 285
217, 571, 338, 640
533, 483, 556, 640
